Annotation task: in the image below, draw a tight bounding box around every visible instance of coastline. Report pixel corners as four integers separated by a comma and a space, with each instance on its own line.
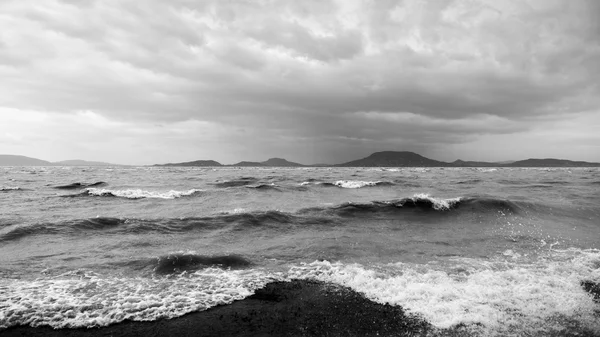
3, 279, 599, 336
2, 279, 433, 337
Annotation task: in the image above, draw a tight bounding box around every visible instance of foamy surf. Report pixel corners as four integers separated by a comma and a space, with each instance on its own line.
84, 188, 202, 199
0, 268, 282, 329
2, 249, 598, 335
408, 193, 462, 210
333, 180, 391, 188
0, 187, 23, 192
288, 248, 600, 336
0, 187, 22, 191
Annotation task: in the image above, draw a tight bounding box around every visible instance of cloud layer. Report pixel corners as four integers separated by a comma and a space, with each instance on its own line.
1, 0, 599, 164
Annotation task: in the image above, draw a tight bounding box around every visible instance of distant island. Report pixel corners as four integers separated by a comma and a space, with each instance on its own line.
336, 151, 447, 167
154, 151, 600, 168
156, 160, 223, 167
0, 155, 120, 167
53, 159, 121, 166
156, 157, 304, 167
2, 152, 600, 167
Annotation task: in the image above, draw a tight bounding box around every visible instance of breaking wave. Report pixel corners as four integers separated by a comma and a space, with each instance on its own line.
300, 180, 394, 188
65, 188, 203, 199
53, 182, 107, 190
214, 177, 258, 188
1, 249, 598, 335
0, 187, 23, 192
152, 253, 252, 274
0, 268, 280, 329
0, 195, 528, 242
288, 249, 600, 336
246, 183, 280, 190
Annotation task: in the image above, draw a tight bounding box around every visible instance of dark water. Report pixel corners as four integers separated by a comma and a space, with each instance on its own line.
1, 166, 599, 336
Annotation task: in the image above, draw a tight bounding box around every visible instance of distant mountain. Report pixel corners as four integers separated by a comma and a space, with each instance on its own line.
157, 160, 222, 167
231, 161, 264, 167
261, 158, 304, 167
54, 160, 120, 166
506, 158, 600, 167
0, 155, 52, 166
337, 151, 449, 167
230, 158, 304, 167
153, 152, 600, 168
451, 159, 497, 167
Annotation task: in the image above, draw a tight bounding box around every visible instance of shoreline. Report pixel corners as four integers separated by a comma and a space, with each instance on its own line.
2, 279, 432, 337
3, 279, 599, 336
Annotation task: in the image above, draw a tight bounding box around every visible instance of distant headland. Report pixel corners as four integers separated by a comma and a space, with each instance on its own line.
2, 152, 600, 167
155, 151, 600, 168
0, 155, 121, 167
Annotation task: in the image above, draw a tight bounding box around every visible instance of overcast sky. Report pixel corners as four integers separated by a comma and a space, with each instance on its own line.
1, 0, 599, 165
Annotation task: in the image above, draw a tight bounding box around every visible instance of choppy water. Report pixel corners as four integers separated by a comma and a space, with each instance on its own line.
1, 166, 599, 336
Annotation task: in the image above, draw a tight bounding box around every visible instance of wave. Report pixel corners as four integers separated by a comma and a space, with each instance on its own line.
0, 212, 336, 242
0, 224, 60, 242
0, 195, 525, 242
214, 177, 257, 188
153, 253, 252, 274
523, 184, 554, 189
117, 252, 253, 274
333, 180, 394, 188
53, 182, 107, 190
298, 194, 520, 217
455, 179, 482, 185
288, 249, 600, 335
476, 168, 498, 172
300, 180, 394, 188
66, 188, 203, 199
300, 194, 462, 215
539, 180, 569, 185
0, 218, 124, 242
0, 267, 279, 329
0, 187, 24, 192
2, 249, 598, 334
246, 183, 280, 190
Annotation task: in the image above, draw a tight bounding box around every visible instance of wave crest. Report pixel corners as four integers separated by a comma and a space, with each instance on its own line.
81, 188, 203, 199
214, 177, 257, 188
153, 253, 252, 274
288, 249, 600, 334
0, 187, 23, 191
53, 182, 107, 190
0, 268, 279, 329
333, 180, 393, 188
246, 183, 280, 190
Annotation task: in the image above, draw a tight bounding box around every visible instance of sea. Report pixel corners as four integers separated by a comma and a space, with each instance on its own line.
1, 166, 599, 336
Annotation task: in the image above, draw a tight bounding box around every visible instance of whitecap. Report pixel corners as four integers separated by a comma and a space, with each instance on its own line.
85, 188, 202, 199
333, 180, 381, 188
410, 193, 462, 210
288, 249, 600, 335
0, 268, 282, 329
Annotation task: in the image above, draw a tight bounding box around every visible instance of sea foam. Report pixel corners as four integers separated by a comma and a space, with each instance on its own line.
408, 193, 462, 210
84, 188, 202, 199
1, 249, 598, 334
0, 268, 282, 329
333, 180, 386, 188
0, 187, 22, 191
288, 248, 600, 336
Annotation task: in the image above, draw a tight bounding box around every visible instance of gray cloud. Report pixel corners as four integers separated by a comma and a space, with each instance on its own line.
1, 0, 599, 164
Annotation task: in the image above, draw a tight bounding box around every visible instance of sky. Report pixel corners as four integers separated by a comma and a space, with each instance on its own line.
0, 0, 599, 165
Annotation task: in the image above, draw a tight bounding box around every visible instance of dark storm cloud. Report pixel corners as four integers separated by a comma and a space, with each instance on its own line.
1, 0, 599, 163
